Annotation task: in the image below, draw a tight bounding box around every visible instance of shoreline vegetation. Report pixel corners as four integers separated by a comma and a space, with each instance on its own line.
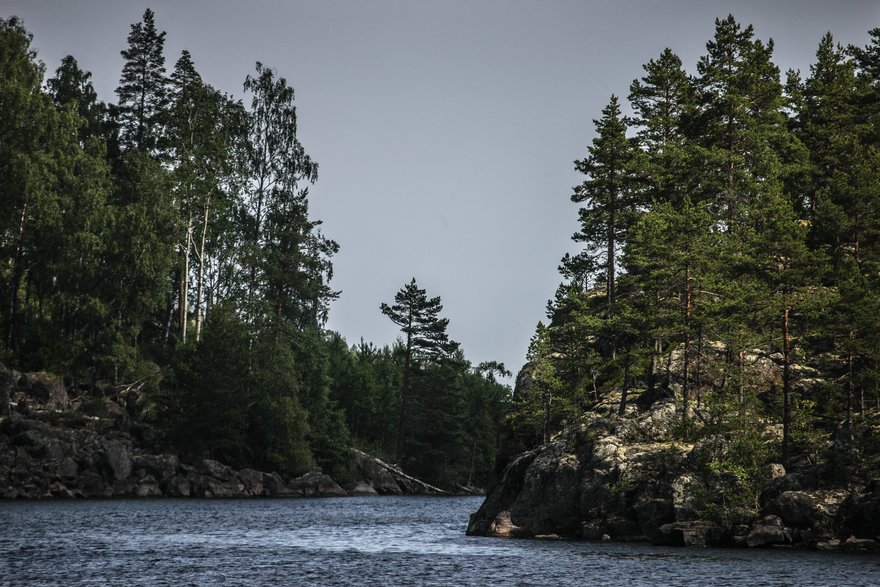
3, 9, 880, 554
0, 362, 472, 499
0, 11, 509, 496
468, 16, 880, 553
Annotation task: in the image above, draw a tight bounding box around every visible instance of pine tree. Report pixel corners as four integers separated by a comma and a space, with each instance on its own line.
628, 48, 695, 208
570, 95, 643, 310
745, 190, 821, 463
381, 278, 458, 461
692, 15, 789, 224
526, 322, 564, 443
115, 8, 168, 154
625, 199, 716, 419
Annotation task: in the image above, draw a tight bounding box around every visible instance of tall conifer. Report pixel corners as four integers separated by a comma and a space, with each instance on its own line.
116, 8, 168, 154
570, 96, 642, 310
381, 279, 457, 461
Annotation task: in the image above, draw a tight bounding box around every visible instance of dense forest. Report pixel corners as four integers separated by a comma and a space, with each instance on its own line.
4, 9, 880, 502
0, 10, 510, 490
504, 16, 880, 505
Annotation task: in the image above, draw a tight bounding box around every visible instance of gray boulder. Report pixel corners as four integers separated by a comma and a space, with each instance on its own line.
103, 439, 132, 481
654, 520, 724, 547
199, 459, 235, 481
765, 490, 846, 531
839, 486, 880, 539
133, 454, 179, 484
745, 515, 792, 547
289, 471, 347, 497
237, 468, 265, 496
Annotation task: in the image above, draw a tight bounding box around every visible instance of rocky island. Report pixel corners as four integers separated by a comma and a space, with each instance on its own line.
468, 363, 880, 552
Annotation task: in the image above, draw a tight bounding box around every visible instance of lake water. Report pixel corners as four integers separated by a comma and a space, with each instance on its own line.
1, 496, 878, 586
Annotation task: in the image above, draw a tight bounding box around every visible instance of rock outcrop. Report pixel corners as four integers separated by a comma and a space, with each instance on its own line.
341, 450, 451, 496
468, 389, 880, 551
0, 363, 444, 500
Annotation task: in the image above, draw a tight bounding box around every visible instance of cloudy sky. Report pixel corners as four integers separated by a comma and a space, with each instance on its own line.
4, 0, 878, 380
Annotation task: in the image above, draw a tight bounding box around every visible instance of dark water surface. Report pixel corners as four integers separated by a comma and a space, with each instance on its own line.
1, 496, 878, 586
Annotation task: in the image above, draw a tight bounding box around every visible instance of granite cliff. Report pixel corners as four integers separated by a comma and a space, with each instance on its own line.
468, 362, 880, 552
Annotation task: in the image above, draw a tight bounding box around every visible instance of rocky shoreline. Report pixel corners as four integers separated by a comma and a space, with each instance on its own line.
467, 392, 880, 552
0, 363, 449, 500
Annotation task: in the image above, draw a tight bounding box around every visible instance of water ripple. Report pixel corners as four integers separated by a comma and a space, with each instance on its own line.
1, 496, 879, 586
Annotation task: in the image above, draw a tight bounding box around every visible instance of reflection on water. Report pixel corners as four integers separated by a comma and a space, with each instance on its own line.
1, 496, 878, 586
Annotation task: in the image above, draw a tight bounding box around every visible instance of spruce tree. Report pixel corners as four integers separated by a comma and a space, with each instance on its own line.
381, 278, 457, 461
798, 34, 858, 217
47, 55, 108, 146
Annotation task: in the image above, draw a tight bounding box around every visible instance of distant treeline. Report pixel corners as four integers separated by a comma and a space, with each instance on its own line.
505, 16, 880, 502
0, 11, 509, 489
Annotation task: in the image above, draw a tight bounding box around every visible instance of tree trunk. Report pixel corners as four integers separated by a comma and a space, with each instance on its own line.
618, 349, 631, 416
195, 195, 211, 342
6, 195, 30, 352
682, 261, 692, 419
542, 385, 551, 444
607, 206, 616, 312
696, 323, 704, 411
180, 217, 193, 344
396, 328, 413, 462
846, 336, 854, 430
782, 298, 792, 465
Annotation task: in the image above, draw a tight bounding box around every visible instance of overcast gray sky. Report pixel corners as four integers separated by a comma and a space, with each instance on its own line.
3, 0, 878, 380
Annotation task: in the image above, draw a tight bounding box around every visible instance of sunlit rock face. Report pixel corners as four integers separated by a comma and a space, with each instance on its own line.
467, 371, 880, 550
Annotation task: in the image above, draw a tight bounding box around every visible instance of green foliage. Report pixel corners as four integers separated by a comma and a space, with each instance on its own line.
115, 8, 168, 154
6, 11, 880, 494
691, 426, 777, 522
568, 95, 644, 299
515, 15, 880, 494
166, 306, 313, 475
381, 278, 459, 462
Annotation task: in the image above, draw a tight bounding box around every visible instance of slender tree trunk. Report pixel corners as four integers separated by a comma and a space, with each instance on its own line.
682, 262, 692, 419
648, 291, 661, 394
782, 297, 792, 465
246, 172, 267, 326
180, 217, 193, 343
696, 324, 704, 411
618, 349, 631, 416
194, 196, 211, 342
542, 385, 551, 444
396, 328, 413, 462
607, 207, 616, 313
591, 367, 600, 402
738, 348, 745, 408
6, 195, 30, 352
846, 335, 854, 430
